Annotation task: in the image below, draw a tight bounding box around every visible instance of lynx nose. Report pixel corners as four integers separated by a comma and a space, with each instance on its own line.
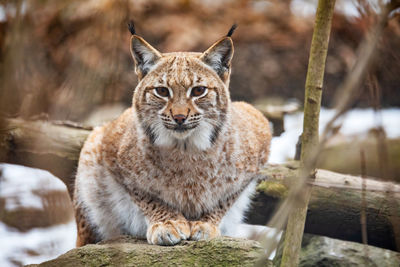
173, 114, 186, 125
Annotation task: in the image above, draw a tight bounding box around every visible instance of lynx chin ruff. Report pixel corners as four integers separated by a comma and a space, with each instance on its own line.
73, 23, 271, 246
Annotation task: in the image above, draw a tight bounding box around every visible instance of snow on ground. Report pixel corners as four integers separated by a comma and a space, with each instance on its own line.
0, 221, 76, 267
339, 108, 400, 138
0, 164, 77, 267
0, 164, 67, 211
270, 108, 400, 163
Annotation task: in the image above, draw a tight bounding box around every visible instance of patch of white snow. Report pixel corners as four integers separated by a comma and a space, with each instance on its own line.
0, 220, 76, 267
0, 164, 67, 211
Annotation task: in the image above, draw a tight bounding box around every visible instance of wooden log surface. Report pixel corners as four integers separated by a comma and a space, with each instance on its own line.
0, 118, 91, 196
250, 162, 400, 251
28, 235, 400, 267
1, 118, 399, 251
28, 236, 272, 267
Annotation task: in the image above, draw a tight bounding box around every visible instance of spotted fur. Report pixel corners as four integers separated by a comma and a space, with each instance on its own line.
73, 31, 271, 246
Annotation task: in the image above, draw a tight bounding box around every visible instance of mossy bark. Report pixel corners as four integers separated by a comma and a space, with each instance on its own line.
281, 1, 336, 266
27, 237, 272, 267
26, 234, 400, 267
252, 163, 400, 251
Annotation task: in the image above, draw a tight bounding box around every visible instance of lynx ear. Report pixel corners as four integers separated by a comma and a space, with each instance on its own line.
200, 37, 234, 82
130, 35, 162, 80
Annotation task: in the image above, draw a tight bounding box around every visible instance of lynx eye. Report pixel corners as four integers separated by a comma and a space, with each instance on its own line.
154, 87, 170, 98
191, 86, 207, 97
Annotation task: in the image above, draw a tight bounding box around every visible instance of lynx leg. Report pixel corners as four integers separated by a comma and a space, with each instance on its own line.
75, 205, 98, 247
189, 180, 256, 241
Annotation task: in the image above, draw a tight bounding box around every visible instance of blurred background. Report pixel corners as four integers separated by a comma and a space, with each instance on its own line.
0, 0, 399, 266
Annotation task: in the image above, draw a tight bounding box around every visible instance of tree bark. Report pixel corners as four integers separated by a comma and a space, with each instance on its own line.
281, 1, 336, 266
250, 162, 400, 252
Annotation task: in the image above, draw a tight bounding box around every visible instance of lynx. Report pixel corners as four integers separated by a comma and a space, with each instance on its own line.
73, 22, 271, 246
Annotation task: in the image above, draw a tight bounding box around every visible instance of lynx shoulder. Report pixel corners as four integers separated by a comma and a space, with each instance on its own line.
73, 23, 271, 246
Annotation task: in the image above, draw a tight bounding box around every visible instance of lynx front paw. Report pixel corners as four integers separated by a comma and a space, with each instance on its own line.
147, 219, 190, 246
190, 221, 221, 241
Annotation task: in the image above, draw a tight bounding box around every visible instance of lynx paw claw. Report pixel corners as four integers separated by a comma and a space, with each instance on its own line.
190, 221, 220, 241
147, 219, 190, 245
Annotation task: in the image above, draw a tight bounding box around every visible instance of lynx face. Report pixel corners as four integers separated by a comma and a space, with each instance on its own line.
130, 35, 234, 150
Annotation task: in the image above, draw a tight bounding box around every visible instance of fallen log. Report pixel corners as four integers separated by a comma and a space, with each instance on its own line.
29, 237, 271, 267
317, 136, 400, 182
0, 118, 91, 196
28, 235, 400, 267
250, 162, 400, 251
1, 118, 399, 251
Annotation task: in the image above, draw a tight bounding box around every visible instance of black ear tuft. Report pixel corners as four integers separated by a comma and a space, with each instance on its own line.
226, 24, 238, 37
128, 20, 136, 35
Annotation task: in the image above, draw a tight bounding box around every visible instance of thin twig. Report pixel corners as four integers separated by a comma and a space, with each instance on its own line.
359, 148, 369, 260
